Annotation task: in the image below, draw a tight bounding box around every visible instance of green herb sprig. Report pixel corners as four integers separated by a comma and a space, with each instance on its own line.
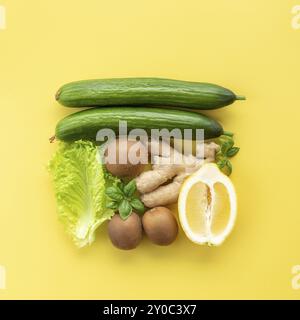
215, 133, 240, 176
106, 179, 145, 220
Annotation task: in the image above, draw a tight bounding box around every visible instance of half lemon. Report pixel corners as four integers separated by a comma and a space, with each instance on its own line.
178, 163, 237, 246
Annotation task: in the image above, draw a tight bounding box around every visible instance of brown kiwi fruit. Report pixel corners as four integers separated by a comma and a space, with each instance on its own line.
105, 138, 147, 177
142, 207, 178, 246
108, 212, 143, 250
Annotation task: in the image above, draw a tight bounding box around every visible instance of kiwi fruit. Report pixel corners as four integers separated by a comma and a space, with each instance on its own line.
108, 213, 143, 250
142, 207, 178, 246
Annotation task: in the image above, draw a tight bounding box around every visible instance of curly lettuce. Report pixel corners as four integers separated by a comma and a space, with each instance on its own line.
48, 140, 115, 248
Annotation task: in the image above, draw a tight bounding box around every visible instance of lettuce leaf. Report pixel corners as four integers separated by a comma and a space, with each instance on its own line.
48, 140, 114, 248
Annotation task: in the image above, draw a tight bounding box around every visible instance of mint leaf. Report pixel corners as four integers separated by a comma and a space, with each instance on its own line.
123, 179, 137, 198
118, 200, 132, 220
130, 198, 145, 214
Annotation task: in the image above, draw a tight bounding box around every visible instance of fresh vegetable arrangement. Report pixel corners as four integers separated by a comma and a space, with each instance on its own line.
49, 77, 244, 250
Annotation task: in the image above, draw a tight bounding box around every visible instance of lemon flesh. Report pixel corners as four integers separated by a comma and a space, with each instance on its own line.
178, 164, 237, 246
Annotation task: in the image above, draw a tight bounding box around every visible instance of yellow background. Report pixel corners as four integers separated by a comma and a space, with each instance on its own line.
0, 0, 299, 300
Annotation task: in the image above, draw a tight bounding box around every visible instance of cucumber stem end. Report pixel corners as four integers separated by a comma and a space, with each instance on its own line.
49, 136, 56, 143
55, 89, 61, 101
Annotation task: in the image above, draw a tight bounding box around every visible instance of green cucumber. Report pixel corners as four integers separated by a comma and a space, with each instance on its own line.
56, 78, 245, 110
55, 107, 223, 142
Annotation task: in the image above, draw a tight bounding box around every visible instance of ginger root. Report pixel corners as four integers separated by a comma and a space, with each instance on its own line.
137, 141, 220, 208
141, 173, 188, 207
135, 164, 184, 194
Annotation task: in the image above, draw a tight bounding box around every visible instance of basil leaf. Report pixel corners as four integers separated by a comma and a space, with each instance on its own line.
217, 159, 226, 169
123, 179, 137, 198
226, 147, 240, 158
106, 186, 123, 201
106, 201, 118, 210
223, 131, 234, 137
130, 198, 145, 214
116, 182, 125, 193
221, 139, 234, 155
118, 200, 132, 220
226, 160, 233, 175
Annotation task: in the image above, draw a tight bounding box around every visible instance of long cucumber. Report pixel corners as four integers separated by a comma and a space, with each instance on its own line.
55, 107, 223, 141
56, 78, 245, 110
